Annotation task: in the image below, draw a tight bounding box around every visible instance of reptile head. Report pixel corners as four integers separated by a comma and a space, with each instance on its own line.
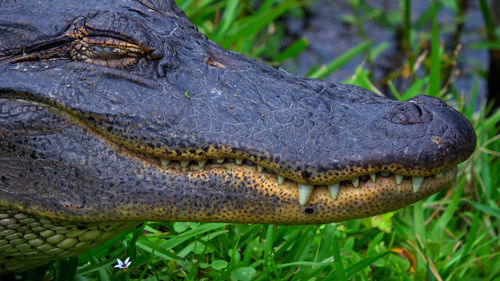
0, 0, 475, 224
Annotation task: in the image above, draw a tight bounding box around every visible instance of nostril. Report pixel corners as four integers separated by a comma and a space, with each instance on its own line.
411, 102, 423, 116
391, 102, 432, 124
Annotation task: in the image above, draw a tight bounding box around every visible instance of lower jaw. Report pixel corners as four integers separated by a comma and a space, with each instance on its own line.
0, 163, 455, 225
278, 167, 456, 223
150, 164, 457, 224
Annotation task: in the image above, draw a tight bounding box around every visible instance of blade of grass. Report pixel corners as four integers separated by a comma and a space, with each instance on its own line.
388, 80, 402, 99
403, 0, 411, 52
223, 1, 299, 48
371, 41, 390, 60
292, 226, 316, 262
401, 77, 429, 100
444, 211, 480, 272
413, 201, 426, 242
483, 110, 500, 129
429, 176, 465, 236
128, 223, 146, 262
276, 258, 334, 269
56, 257, 78, 281
135, 238, 185, 261
213, 0, 239, 41
479, 0, 497, 41
77, 257, 120, 276
428, 0, 441, 97
308, 40, 372, 79
94, 256, 111, 281
275, 37, 309, 62
465, 200, 500, 219
345, 251, 390, 277
332, 232, 347, 281
317, 224, 336, 260
261, 224, 277, 279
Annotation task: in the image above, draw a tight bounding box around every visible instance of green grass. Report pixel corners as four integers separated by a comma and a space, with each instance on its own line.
18, 0, 500, 280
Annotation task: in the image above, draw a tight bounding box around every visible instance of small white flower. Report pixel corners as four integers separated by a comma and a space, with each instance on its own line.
114, 257, 131, 269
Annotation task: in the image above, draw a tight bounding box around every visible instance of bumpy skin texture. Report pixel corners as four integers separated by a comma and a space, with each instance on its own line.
0, 0, 476, 273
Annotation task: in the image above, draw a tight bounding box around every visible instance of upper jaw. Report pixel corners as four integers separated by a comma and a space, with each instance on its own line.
0, 41, 475, 186
1, 1, 476, 180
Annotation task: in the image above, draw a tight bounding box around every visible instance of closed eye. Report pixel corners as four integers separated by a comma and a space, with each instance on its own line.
69, 36, 149, 68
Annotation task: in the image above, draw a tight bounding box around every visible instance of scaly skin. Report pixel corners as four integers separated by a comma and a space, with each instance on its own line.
0, 0, 475, 273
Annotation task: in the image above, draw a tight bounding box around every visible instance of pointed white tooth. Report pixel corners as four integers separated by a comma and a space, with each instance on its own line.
395, 175, 403, 185
298, 184, 314, 206
161, 159, 170, 168
258, 165, 263, 173
181, 161, 189, 168
370, 173, 376, 182
278, 175, 285, 184
328, 183, 340, 200
435, 173, 443, 178
412, 177, 424, 193
235, 159, 243, 165
216, 159, 225, 164
352, 177, 359, 187
197, 160, 207, 167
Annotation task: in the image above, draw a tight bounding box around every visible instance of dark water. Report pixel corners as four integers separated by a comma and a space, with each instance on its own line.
281, 0, 487, 101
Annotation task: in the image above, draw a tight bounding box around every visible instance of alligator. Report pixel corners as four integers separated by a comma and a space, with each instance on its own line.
0, 0, 476, 273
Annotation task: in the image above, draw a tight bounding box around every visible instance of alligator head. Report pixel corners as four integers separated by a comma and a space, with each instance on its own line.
0, 0, 476, 223
0, 0, 475, 272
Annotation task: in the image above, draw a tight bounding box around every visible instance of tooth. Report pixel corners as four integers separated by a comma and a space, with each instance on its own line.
395, 175, 403, 185
258, 165, 263, 173
235, 159, 243, 165
381, 172, 391, 177
435, 173, 443, 178
216, 159, 225, 164
181, 161, 189, 168
298, 184, 314, 206
352, 177, 359, 187
328, 183, 340, 200
278, 175, 285, 184
412, 177, 424, 193
161, 159, 170, 168
370, 173, 376, 182
197, 160, 207, 167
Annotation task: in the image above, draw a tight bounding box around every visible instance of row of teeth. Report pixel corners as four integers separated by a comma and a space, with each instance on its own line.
159, 158, 443, 206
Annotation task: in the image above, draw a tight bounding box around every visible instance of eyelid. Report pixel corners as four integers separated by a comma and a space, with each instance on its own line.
80, 36, 145, 53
